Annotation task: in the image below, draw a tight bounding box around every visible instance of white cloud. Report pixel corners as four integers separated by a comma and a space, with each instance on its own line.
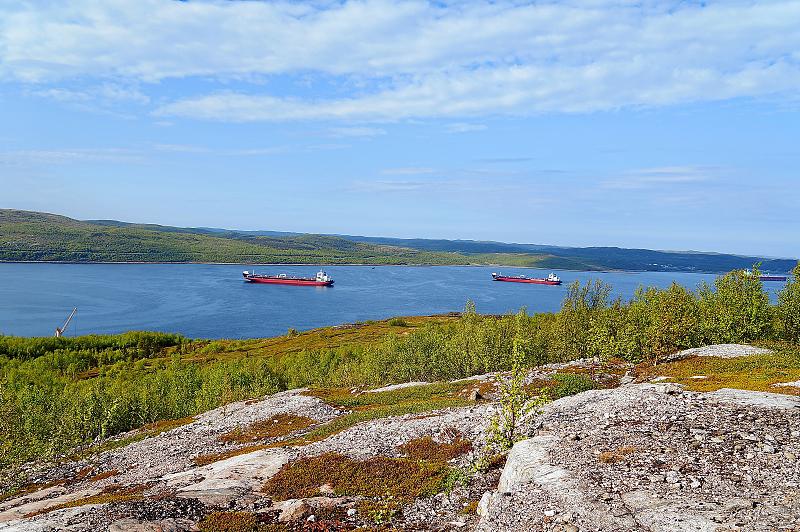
0, 148, 141, 166
327, 126, 387, 138
31, 83, 149, 105
446, 123, 487, 133
153, 144, 207, 153
2, 1, 799, 120
352, 180, 436, 192
602, 166, 718, 190
381, 167, 436, 175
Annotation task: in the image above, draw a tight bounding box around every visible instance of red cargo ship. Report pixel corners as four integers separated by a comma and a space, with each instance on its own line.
492, 272, 562, 285
243, 270, 334, 286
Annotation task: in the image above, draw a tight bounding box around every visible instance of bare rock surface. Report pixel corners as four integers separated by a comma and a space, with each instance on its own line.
160, 448, 289, 504
773, 380, 800, 388
300, 405, 492, 460
479, 383, 800, 532
665, 343, 771, 362
0, 390, 337, 530
705, 387, 800, 410
366, 381, 430, 393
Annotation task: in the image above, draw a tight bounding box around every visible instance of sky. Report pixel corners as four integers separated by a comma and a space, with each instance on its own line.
0, 0, 798, 258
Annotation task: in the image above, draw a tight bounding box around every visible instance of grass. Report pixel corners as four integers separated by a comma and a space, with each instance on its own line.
177, 315, 457, 365
522, 372, 597, 399
219, 414, 315, 444
262, 452, 451, 502
635, 344, 800, 394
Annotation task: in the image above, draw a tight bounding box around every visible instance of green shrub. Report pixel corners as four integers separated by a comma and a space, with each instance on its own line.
550, 373, 596, 398
698, 266, 773, 344
778, 263, 800, 343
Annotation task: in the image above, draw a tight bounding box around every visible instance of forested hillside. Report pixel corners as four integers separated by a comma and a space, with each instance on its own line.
1, 209, 794, 272
0, 210, 481, 265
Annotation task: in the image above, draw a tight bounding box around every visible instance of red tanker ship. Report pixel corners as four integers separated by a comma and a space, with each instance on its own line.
243, 270, 334, 286
492, 272, 562, 285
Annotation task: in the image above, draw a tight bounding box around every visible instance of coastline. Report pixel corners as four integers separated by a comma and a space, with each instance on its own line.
0, 260, 720, 275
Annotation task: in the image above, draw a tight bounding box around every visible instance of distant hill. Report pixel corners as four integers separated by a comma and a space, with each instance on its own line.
0, 209, 795, 273
0, 209, 565, 267
331, 234, 797, 274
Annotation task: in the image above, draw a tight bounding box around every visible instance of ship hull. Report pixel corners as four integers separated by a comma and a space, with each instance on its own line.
493, 276, 561, 285
243, 276, 333, 286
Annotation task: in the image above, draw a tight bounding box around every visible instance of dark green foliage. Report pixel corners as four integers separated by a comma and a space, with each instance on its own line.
550, 373, 596, 398
697, 267, 773, 344
778, 263, 800, 343
0, 355, 284, 470
0, 331, 183, 361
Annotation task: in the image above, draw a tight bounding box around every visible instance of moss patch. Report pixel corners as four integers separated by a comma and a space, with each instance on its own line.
219, 414, 315, 444
397, 435, 472, 462
635, 347, 800, 395
461, 500, 480, 515
198, 511, 285, 532
262, 452, 450, 502
599, 446, 637, 464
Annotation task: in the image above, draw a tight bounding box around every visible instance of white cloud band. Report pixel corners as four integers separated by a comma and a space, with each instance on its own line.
2, 0, 798, 121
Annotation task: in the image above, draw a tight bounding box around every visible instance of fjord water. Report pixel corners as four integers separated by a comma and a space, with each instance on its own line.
0, 263, 786, 339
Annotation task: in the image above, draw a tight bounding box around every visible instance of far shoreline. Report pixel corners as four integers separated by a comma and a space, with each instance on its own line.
0, 260, 735, 275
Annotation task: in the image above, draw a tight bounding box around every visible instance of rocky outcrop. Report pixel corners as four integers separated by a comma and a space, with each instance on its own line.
664, 344, 771, 362
2, 344, 798, 531
478, 383, 800, 532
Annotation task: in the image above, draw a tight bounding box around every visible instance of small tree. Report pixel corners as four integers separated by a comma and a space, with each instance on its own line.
558, 280, 612, 360
483, 344, 549, 458
778, 262, 800, 343
699, 265, 773, 343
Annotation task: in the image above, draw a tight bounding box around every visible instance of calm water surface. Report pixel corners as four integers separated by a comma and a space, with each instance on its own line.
0, 264, 786, 338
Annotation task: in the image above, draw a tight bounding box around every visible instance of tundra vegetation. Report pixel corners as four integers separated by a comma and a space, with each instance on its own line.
1, 265, 799, 479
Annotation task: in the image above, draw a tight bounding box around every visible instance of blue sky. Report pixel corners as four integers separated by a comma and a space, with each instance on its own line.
0, 1, 798, 257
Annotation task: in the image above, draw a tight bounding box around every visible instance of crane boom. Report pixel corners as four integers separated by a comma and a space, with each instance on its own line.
55, 308, 77, 337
